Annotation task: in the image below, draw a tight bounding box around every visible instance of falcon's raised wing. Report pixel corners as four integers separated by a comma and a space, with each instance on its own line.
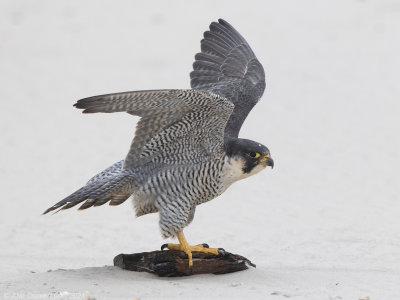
74, 90, 234, 169
190, 19, 266, 138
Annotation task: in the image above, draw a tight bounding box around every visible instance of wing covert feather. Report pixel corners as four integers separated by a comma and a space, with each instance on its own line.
75, 90, 234, 169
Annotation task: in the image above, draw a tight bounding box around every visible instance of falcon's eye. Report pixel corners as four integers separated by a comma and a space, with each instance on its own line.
249, 152, 260, 158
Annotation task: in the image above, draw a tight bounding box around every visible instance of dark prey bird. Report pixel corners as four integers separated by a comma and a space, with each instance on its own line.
44, 19, 274, 268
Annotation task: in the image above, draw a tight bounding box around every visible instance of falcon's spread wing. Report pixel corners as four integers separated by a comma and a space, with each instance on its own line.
190, 19, 266, 138
74, 90, 234, 169
86, 160, 124, 184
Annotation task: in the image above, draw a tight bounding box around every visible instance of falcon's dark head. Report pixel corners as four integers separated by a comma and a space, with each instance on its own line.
225, 138, 274, 179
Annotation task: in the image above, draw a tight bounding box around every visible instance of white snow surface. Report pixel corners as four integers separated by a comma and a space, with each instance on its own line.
0, 1, 399, 299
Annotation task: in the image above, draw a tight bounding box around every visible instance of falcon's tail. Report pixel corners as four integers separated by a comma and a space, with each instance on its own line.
43, 171, 135, 214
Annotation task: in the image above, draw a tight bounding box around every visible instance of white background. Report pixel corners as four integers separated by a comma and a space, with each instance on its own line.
0, 1, 399, 299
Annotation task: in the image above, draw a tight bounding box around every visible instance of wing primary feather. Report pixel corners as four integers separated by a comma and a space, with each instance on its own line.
190, 19, 266, 138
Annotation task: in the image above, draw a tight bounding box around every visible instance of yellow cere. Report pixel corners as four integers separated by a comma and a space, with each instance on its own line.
260, 154, 270, 162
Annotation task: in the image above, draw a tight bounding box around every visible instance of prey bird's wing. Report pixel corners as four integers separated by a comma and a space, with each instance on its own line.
190, 19, 265, 138
75, 89, 234, 169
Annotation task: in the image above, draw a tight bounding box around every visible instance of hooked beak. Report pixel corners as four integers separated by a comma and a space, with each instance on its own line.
266, 157, 274, 169
260, 154, 274, 169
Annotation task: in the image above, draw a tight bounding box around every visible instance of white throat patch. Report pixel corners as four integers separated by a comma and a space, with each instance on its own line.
220, 156, 265, 189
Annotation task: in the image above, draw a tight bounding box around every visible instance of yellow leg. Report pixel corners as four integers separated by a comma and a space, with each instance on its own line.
162, 231, 221, 269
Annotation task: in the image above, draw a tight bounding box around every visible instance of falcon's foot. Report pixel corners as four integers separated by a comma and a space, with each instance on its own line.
161, 231, 224, 269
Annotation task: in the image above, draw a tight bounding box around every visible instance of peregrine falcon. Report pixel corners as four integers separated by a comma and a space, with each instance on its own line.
44, 19, 274, 268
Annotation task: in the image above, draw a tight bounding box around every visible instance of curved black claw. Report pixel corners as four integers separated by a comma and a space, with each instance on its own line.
218, 248, 226, 255
161, 243, 169, 251
202, 243, 209, 248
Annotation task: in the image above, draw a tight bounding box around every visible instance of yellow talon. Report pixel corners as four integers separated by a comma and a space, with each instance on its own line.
163, 231, 220, 268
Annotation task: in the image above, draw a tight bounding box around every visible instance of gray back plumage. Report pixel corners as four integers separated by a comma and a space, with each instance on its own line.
190, 19, 266, 138
74, 90, 234, 170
